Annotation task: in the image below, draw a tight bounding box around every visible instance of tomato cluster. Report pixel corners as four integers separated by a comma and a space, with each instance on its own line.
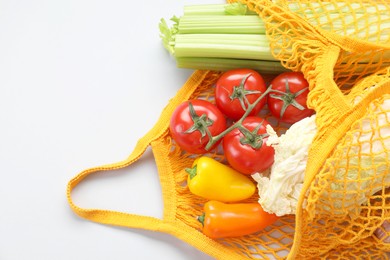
169, 69, 314, 175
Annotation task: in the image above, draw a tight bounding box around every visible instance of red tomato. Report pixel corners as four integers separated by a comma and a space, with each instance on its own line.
223, 116, 274, 175
170, 99, 227, 154
267, 72, 314, 124
215, 69, 267, 120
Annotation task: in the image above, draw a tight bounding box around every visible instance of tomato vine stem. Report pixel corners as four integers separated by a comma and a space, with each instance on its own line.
205, 87, 274, 151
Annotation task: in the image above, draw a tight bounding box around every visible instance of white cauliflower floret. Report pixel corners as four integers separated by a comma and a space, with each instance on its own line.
252, 115, 317, 216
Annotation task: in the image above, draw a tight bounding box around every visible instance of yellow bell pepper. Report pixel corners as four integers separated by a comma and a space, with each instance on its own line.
185, 156, 256, 202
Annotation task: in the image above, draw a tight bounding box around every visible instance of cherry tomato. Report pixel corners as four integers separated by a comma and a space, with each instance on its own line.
170, 99, 227, 154
215, 69, 267, 120
267, 72, 314, 124
223, 116, 274, 175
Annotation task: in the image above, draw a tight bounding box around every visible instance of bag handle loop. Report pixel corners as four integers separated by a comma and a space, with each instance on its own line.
66, 70, 210, 231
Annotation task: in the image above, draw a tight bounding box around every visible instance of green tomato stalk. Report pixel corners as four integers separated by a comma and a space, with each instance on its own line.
204, 87, 274, 151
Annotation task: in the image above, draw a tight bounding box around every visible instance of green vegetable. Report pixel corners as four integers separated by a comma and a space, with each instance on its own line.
173, 34, 274, 60
177, 15, 265, 34
183, 3, 257, 16
159, 3, 285, 74
175, 57, 287, 74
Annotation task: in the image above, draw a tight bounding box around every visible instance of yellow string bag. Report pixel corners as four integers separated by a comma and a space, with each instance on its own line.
67, 0, 390, 259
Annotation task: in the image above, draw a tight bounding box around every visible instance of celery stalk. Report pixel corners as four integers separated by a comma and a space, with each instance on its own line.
178, 15, 266, 34
183, 3, 257, 16
174, 42, 275, 61
176, 57, 287, 74
175, 34, 270, 47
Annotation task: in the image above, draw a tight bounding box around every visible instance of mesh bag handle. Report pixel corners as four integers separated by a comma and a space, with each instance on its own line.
66, 71, 207, 232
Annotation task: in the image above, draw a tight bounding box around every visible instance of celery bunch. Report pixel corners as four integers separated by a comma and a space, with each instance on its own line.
159, 3, 287, 74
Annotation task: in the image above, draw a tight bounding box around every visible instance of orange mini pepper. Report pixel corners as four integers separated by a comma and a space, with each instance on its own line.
198, 200, 279, 239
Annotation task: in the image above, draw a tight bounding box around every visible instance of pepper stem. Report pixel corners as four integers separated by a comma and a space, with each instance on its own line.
197, 213, 205, 227
185, 165, 197, 180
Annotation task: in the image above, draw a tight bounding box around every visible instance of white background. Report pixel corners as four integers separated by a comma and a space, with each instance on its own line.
0, 0, 223, 259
